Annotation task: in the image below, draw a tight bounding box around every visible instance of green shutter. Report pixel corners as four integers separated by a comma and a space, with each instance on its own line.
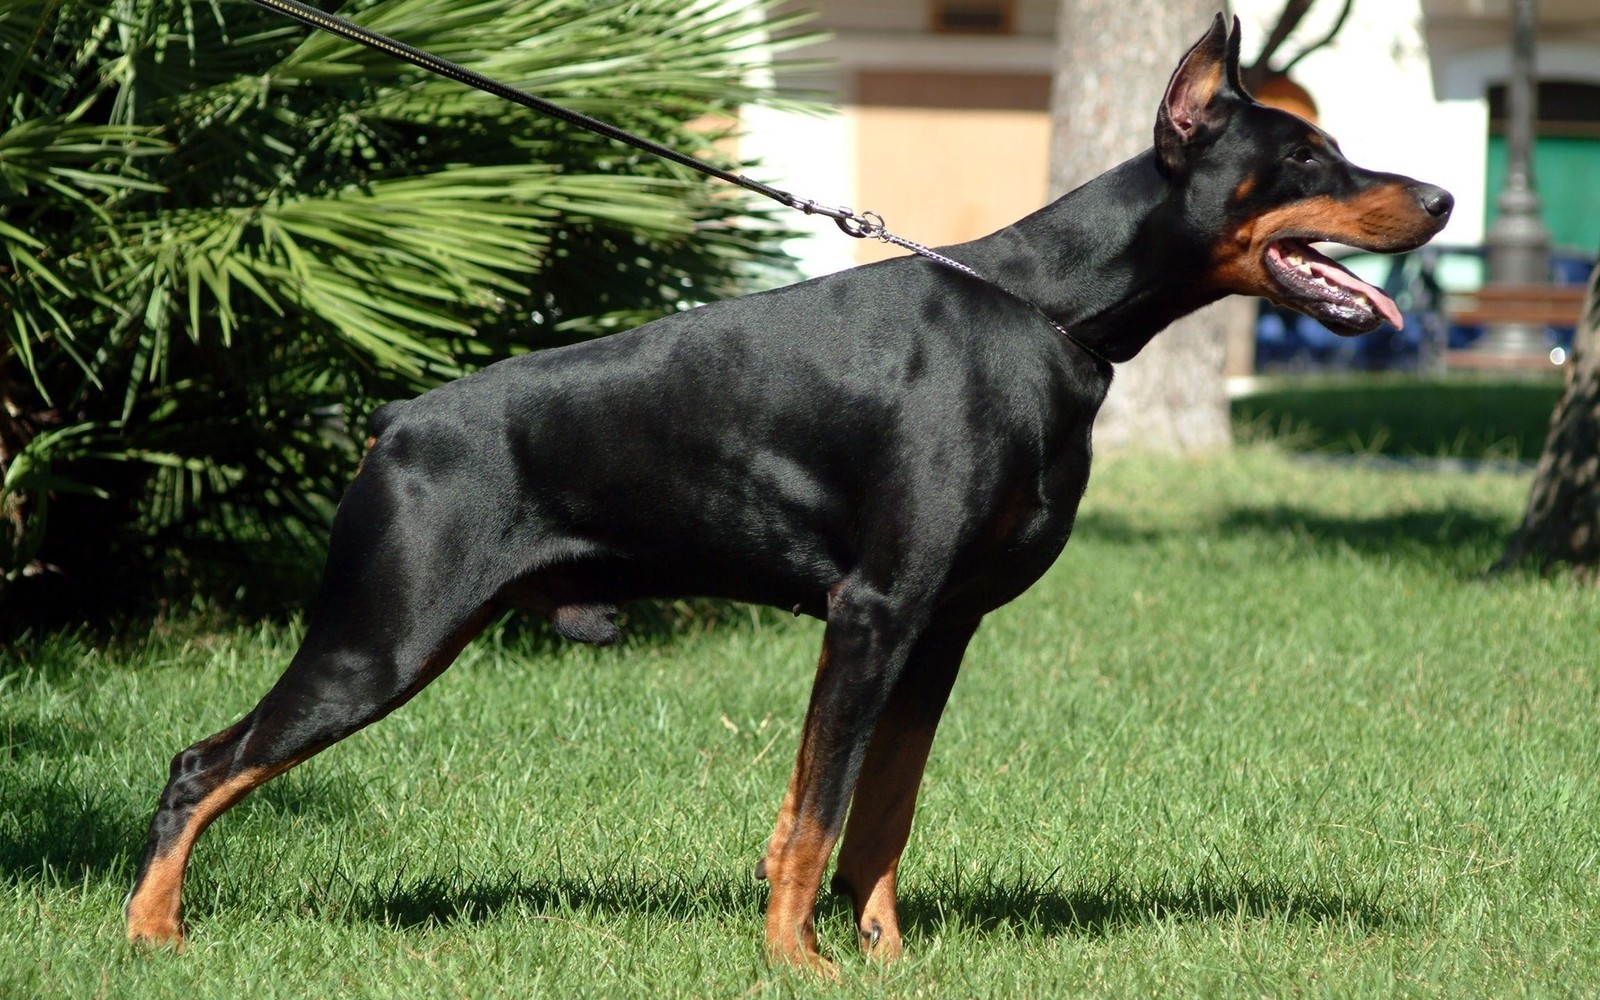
1485, 135, 1600, 253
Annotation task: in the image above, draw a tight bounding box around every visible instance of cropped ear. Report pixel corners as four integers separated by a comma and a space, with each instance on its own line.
1155, 14, 1248, 175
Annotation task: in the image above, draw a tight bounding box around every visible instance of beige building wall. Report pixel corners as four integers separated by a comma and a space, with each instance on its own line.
757, 0, 1059, 275
752, 0, 1533, 275
852, 71, 1052, 264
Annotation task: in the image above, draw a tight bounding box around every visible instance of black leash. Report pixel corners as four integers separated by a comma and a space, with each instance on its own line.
242, 0, 1109, 365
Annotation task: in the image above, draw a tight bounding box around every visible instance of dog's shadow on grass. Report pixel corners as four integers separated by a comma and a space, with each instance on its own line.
894, 870, 1396, 939
1217, 503, 1510, 567
1076, 502, 1510, 572
337, 864, 1395, 942
0, 770, 139, 883
0, 756, 362, 886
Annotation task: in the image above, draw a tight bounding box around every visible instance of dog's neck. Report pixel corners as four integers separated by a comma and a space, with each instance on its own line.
948, 149, 1225, 363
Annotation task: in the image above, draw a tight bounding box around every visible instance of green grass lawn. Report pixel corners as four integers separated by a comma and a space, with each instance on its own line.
4, 443, 1598, 998
1232, 375, 1565, 461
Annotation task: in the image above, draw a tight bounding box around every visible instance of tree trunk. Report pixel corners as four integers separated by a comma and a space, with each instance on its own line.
1498, 262, 1600, 578
1049, 0, 1235, 454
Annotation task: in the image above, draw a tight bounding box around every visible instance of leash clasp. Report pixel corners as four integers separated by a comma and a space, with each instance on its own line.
782, 194, 887, 242
836, 210, 886, 240
783, 197, 886, 241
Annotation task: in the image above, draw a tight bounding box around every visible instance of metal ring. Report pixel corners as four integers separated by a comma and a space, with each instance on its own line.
835, 210, 886, 240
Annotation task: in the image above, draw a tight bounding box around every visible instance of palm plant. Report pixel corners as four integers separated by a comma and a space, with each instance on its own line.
0, 0, 815, 621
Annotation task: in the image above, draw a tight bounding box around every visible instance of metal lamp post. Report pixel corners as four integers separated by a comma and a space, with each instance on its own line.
1480, 0, 1552, 355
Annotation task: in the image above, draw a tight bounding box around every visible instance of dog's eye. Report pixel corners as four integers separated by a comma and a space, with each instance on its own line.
1289, 145, 1318, 165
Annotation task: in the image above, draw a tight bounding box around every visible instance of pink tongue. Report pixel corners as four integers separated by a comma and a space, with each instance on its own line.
1310, 258, 1404, 329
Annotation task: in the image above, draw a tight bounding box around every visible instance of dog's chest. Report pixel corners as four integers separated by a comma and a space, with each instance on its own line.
945, 429, 1093, 616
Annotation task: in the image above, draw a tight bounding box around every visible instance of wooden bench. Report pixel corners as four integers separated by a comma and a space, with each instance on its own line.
1444, 284, 1587, 371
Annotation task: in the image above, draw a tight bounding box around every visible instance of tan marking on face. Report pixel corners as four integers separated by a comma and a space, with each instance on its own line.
1233, 176, 1257, 203
1211, 185, 1433, 298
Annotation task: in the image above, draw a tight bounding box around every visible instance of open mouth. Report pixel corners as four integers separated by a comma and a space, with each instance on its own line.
1263, 240, 1402, 336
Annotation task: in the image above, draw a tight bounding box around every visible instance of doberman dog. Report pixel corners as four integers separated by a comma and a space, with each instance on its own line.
127, 14, 1452, 969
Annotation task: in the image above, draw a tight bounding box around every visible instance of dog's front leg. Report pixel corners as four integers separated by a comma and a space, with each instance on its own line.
760, 577, 926, 972
829, 619, 978, 962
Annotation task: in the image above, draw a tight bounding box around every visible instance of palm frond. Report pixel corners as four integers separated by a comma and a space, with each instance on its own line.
1, 0, 816, 616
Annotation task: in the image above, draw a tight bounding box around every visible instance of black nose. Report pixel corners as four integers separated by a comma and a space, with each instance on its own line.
1418, 185, 1453, 218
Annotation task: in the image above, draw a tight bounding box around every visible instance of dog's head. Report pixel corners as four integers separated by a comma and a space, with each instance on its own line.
1155, 14, 1452, 335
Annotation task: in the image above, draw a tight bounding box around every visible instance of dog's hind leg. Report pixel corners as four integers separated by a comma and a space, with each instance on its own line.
125, 469, 501, 949
828, 619, 977, 962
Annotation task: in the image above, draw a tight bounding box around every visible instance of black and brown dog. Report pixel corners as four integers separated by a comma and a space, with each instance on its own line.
127, 15, 1451, 968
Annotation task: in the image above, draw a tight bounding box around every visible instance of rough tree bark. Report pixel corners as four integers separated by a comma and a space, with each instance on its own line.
1049, 0, 1238, 453
1498, 262, 1600, 578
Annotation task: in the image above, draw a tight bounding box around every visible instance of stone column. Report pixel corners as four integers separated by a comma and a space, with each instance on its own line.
1479, 0, 1552, 355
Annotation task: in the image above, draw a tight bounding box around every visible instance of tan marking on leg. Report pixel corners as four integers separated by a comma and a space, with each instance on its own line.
757, 645, 830, 880
830, 622, 972, 963
127, 611, 492, 950
832, 715, 940, 963
762, 811, 838, 975
125, 764, 289, 949
756, 776, 799, 881
759, 641, 848, 973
